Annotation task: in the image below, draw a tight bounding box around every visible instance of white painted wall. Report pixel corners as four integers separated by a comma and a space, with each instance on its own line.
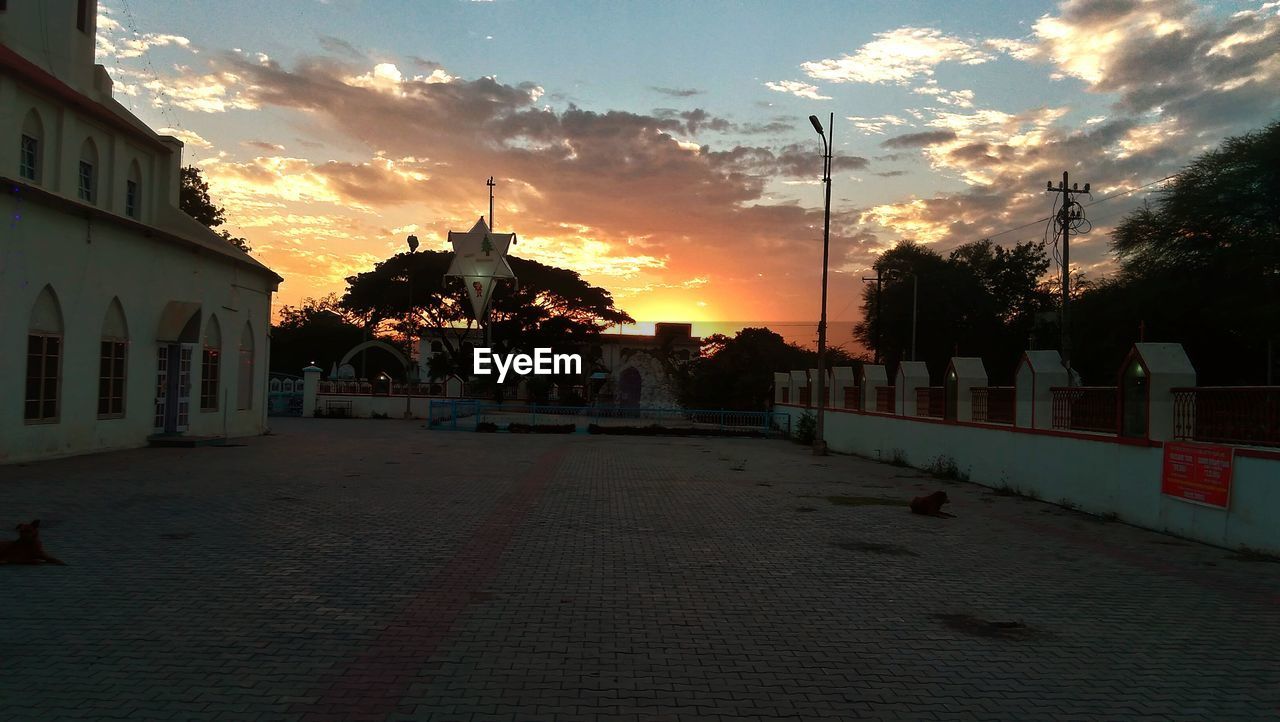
775, 404, 1280, 555
0, 196, 276, 462
0, 29, 280, 463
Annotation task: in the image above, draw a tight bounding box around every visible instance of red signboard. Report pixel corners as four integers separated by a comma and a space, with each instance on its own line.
1161, 441, 1234, 509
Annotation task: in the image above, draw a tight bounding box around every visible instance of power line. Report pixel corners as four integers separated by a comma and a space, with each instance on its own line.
983, 172, 1178, 244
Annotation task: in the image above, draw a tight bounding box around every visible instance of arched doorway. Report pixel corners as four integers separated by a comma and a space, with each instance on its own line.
619, 367, 642, 407
155, 301, 201, 433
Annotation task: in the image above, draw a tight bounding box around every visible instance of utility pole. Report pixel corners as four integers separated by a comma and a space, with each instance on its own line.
1046, 171, 1089, 385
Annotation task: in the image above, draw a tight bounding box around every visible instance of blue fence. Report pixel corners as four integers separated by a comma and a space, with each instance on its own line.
427, 401, 790, 436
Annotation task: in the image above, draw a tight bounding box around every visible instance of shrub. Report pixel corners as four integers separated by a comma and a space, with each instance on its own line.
795, 412, 816, 444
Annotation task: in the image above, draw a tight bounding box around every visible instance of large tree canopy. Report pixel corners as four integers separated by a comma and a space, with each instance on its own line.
1071, 120, 1280, 384
270, 293, 404, 378
860, 121, 1280, 385
854, 239, 1054, 383
340, 250, 633, 379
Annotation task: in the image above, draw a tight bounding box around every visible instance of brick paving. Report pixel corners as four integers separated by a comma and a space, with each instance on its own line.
2, 417, 1278, 721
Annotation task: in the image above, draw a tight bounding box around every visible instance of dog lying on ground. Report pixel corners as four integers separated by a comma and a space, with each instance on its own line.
0, 519, 66, 565
909, 491, 955, 518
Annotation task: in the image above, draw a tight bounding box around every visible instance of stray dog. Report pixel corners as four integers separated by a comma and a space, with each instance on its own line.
0, 519, 66, 565
909, 491, 954, 518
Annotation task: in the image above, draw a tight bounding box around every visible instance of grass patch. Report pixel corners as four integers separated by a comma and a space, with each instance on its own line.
927, 455, 970, 482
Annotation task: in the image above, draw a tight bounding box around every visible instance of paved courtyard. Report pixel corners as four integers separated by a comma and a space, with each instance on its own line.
2, 418, 1278, 721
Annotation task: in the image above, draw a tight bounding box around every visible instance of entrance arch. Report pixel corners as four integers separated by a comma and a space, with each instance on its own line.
155, 301, 202, 433
339, 340, 412, 377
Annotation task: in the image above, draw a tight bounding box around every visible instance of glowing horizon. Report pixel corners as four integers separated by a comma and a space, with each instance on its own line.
93, 0, 1280, 341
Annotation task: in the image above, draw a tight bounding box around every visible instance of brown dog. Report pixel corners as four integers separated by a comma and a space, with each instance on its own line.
909, 491, 954, 518
0, 519, 66, 565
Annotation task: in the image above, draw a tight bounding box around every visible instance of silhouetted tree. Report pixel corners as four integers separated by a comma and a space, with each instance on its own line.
1072, 120, 1280, 384
854, 240, 1053, 383
270, 294, 398, 377
341, 250, 633, 380
179, 165, 251, 253
682, 327, 864, 410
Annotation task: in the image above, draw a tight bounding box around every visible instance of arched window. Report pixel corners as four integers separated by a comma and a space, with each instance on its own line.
237, 322, 255, 410
26, 286, 63, 423
78, 138, 98, 204
125, 160, 142, 219
19, 109, 43, 183
99, 298, 129, 419
201, 315, 222, 411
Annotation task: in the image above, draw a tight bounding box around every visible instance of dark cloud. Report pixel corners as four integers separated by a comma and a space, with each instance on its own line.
708, 143, 868, 178
873, 170, 906, 177
881, 130, 958, 148
947, 142, 998, 165
739, 120, 793, 135
318, 35, 363, 58
650, 86, 703, 97
653, 108, 733, 134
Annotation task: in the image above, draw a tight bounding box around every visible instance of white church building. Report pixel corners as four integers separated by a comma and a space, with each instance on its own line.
0, 0, 282, 463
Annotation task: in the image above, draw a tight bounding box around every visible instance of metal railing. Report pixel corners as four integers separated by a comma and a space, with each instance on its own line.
1173, 386, 1280, 448
916, 386, 945, 418
432, 403, 791, 436
427, 399, 482, 429
972, 386, 1015, 424
875, 386, 895, 413
320, 380, 456, 397
1051, 386, 1117, 434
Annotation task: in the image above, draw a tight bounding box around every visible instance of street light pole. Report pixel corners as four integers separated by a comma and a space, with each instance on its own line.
405, 235, 419, 418
809, 113, 833, 456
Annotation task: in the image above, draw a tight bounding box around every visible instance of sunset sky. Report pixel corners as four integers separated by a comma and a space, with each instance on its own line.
96, 0, 1280, 349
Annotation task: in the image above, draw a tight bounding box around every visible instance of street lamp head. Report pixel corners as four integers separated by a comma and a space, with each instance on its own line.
808, 115, 824, 135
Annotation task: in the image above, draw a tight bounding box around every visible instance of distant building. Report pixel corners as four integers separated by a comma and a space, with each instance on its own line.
592, 323, 700, 407
0, 0, 283, 463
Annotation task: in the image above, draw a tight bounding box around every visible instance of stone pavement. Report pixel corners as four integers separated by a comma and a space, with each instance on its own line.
1, 418, 1278, 721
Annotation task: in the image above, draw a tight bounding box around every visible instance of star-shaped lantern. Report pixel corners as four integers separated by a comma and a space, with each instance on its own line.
445, 217, 517, 322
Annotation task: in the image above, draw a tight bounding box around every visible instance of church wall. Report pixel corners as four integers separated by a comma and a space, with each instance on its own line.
0, 196, 274, 464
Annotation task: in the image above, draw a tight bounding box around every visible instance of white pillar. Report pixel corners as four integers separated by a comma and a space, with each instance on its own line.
774, 372, 792, 405
830, 367, 856, 408
946, 357, 987, 422
1016, 351, 1067, 429
1126, 343, 1196, 442
860, 365, 887, 412
896, 361, 929, 416
789, 370, 807, 407
302, 365, 321, 418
